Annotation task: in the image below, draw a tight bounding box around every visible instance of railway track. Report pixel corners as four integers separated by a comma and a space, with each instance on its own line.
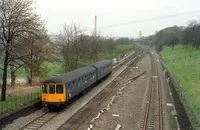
58, 51, 147, 130
140, 52, 163, 130
19, 109, 58, 130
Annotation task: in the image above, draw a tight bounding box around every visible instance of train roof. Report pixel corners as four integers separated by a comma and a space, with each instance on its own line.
90, 60, 112, 68
43, 66, 95, 84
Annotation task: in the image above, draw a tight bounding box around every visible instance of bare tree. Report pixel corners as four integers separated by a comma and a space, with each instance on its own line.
58, 22, 86, 72
88, 34, 102, 62
101, 38, 116, 52
0, 0, 46, 101
21, 35, 54, 86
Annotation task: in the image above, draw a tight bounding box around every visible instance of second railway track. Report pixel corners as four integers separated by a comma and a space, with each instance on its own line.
141, 52, 163, 130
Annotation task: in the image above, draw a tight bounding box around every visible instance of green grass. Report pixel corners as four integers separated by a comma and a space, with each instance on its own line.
99, 44, 136, 60
161, 45, 200, 125
44, 61, 62, 76
116, 44, 135, 54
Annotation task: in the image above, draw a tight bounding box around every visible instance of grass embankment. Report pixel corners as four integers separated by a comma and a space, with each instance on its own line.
99, 44, 135, 60
161, 45, 200, 125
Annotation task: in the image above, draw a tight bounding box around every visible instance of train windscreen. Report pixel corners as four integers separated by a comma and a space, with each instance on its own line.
56, 85, 63, 94
49, 84, 55, 94
42, 84, 48, 93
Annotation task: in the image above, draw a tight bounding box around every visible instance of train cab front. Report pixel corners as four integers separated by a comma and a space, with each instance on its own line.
41, 84, 66, 109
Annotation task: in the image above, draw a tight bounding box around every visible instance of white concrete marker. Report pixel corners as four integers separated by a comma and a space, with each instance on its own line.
166, 103, 174, 107
97, 112, 101, 118
117, 92, 122, 95
115, 124, 121, 130
152, 76, 158, 78
106, 105, 110, 110
175, 116, 180, 130
87, 124, 93, 130
112, 114, 120, 117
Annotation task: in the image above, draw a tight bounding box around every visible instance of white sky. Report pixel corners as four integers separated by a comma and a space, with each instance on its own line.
35, 0, 200, 38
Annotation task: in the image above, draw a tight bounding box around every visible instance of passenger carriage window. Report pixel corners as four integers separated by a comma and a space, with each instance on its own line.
56, 85, 63, 94
68, 83, 71, 89
49, 84, 55, 94
42, 84, 48, 93
78, 79, 80, 85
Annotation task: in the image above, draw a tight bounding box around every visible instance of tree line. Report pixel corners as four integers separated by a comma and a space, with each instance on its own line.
139, 20, 200, 52
56, 27, 135, 72
0, 0, 135, 101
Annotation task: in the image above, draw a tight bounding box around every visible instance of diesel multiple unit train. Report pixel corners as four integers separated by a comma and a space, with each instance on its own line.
41, 60, 112, 108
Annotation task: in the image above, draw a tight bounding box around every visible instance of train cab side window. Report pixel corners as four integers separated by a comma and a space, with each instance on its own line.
49, 84, 55, 94
42, 84, 48, 93
56, 85, 63, 94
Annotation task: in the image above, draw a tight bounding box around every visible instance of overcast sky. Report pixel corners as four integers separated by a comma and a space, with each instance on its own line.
35, 0, 200, 38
